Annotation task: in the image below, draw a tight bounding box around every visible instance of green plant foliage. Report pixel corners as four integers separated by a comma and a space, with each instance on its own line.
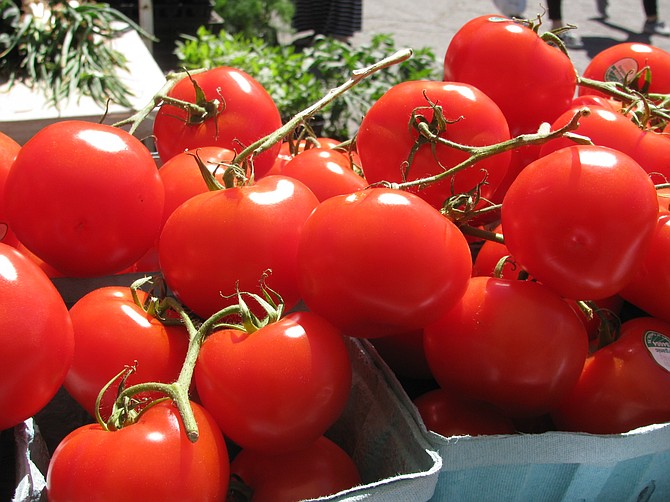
211, 0, 294, 45
175, 28, 440, 139
0, 0, 152, 108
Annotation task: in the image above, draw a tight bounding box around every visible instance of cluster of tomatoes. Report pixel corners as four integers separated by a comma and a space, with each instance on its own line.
2, 13, 670, 501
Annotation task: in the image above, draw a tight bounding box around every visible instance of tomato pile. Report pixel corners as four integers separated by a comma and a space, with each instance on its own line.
2, 13, 670, 501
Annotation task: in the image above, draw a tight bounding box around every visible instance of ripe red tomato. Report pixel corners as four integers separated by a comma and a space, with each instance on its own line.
619, 213, 670, 323
152, 67, 282, 177
357, 80, 511, 210
424, 276, 588, 417
64, 286, 190, 417
195, 311, 352, 453
229, 436, 361, 502
579, 42, 670, 97
46, 400, 229, 501
0, 243, 74, 430
551, 316, 670, 434
444, 15, 577, 135
297, 187, 472, 338
502, 145, 659, 300
281, 147, 368, 201
159, 175, 319, 319
4, 121, 164, 277
414, 388, 516, 437
0, 131, 21, 247
267, 137, 344, 176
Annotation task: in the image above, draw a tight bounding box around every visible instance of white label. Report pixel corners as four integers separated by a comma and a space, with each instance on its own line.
604, 58, 639, 84
644, 330, 670, 372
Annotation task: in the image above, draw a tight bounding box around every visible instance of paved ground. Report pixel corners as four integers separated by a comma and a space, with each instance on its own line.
351, 0, 670, 76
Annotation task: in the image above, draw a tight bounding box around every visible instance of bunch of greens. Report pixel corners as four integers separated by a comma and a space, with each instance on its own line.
175, 28, 440, 139
0, 0, 150, 108
211, 0, 294, 45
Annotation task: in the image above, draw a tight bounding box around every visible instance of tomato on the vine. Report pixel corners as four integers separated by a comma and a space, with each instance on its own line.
194, 311, 352, 453
297, 187, 472, 338
152, 66, 282, 178
551, 316, 670, 434
502, 145, 658, 300
443, 15, 577, 135
159, 175, 319, 319
4, 120, 164, 277
424, 276, 588, 417
0, 131, 21, 247
0, 243, 74, 430
46, 400, 229, 501
229, 436, 361, 502
64, 286, 190, 417
357, 80, 511, 211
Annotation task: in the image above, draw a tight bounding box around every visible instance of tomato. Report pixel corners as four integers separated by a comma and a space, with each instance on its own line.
229, 436, 361, 502
502, 145, 658, 300
281, 147, 368, 201
4, 121, 164, 277
413, 388, 516, 437
370, 329, 433, 380
551, 316, 670, 434
46, 400, 229, 501
471, 224, 519, 279
424, 276, 588, 417
619, 213, 670, 323
267, 137, 344, 176
297, 187, 472, 338
443, 15, 577, 135
539, 105, 670, 181
579, 42, 670, 97
194, 311, 351, 453
657, 186, 670, 213
0, 243, 74, 430
159, 175, 319, 319
0, 131, 21, 247
152, 67, 282, 177
64, 287, 190, 417
357, 80, 511, 211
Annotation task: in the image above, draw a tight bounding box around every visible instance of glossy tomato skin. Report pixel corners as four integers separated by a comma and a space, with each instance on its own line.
424, 276, 589, 417
502, 145, 659, 300
579, 42, 670, 97
0, 131, 21, 247
64, 287, 190, 417
4, 121, 164, 277
414, 388, 516, 437
444, 15, 577, 135
0, 243, 74, 430
230, 436, 361, 502
152, 67, 282, 177
195, 311, 352, 453
619, 213, 670, 323
297, 187, 472, 338
46, 400, 229, 501
159, 175, 319, 319
357, 80, 511, 210
281, 147, 368, 201
551, 316, 670, 434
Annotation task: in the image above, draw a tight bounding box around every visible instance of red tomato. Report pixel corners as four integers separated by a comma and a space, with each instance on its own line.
159, 175, 319, 319
619, 213, 670, 323
370, 329, 433, 380
551, 316, 670, 434
357, 80, 511, 210
579, 42, 670, 97
566, 295, 625, 351
502, 145, 658, 300
281, 147, 368, 201
0, 131, 21, 247
0, 243, 74, 430
471, 224, 519, 279
444, 15, 577, 135
195, 311, 352, 453
267, 137, 343, 176
152, 67, 282, 177
64, 287, 190, 417
46, 400, 229, 501
424, 276, 588, 417
297, 187, 472, 338
539, 105, 670, 181
658, 186, 670, 213
230, 436, 361, 502
4, 121, 164, 277
414, 388, 516, 437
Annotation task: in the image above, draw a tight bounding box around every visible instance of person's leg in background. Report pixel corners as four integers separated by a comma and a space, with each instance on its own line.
547, 0, 585, 49
643, 0, 670, 35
